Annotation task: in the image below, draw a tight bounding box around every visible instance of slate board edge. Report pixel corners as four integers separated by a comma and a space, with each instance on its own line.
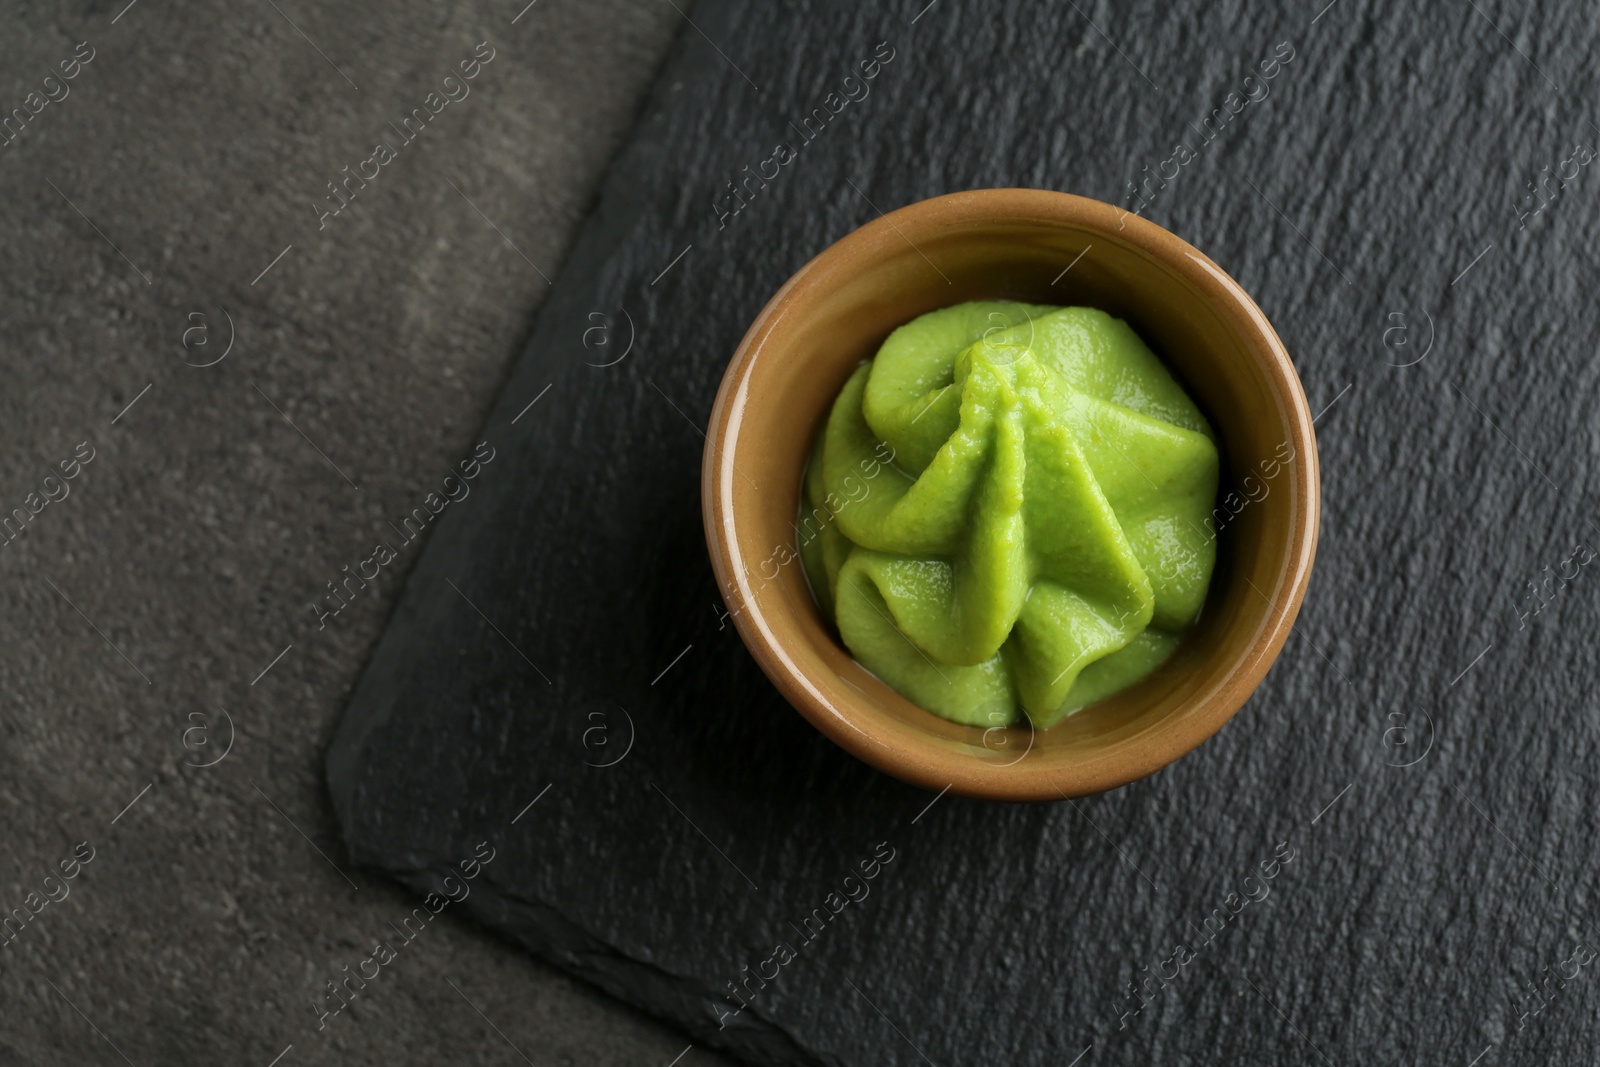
323, 6, 819, 1064
349, 849, 822, 1067
326, 610, 824, 1066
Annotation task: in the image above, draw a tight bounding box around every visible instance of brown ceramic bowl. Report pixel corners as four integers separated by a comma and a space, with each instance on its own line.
701, 188, 1319, 801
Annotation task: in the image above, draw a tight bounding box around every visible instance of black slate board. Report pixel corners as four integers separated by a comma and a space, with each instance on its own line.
327, 1, 1600, 1063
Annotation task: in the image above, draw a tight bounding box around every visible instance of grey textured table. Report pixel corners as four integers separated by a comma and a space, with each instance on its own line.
325, 0, 1600, 1065
0, 2, 735, 1065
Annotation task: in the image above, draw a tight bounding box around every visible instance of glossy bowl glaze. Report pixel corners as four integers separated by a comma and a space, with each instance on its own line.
702, 188, 1319, 800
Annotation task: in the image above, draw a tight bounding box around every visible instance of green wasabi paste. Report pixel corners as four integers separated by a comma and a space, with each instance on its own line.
799, 302, 1219, 730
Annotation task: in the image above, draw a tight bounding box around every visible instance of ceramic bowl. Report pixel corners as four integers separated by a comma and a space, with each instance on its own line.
701, 188, 1319, 800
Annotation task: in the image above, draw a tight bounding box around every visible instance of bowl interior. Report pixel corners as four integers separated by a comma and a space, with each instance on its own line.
706, 192, 1317, 799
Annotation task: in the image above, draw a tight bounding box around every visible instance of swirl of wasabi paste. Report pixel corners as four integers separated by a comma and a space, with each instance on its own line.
797, 302, 1219, 729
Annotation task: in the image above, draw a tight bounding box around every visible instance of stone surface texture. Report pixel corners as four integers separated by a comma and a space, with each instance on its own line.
329, 0, 1600, 1064
0, 1, 718, 1065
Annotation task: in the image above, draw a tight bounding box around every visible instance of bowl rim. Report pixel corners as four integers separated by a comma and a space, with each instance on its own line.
702, 187, 1320, 800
